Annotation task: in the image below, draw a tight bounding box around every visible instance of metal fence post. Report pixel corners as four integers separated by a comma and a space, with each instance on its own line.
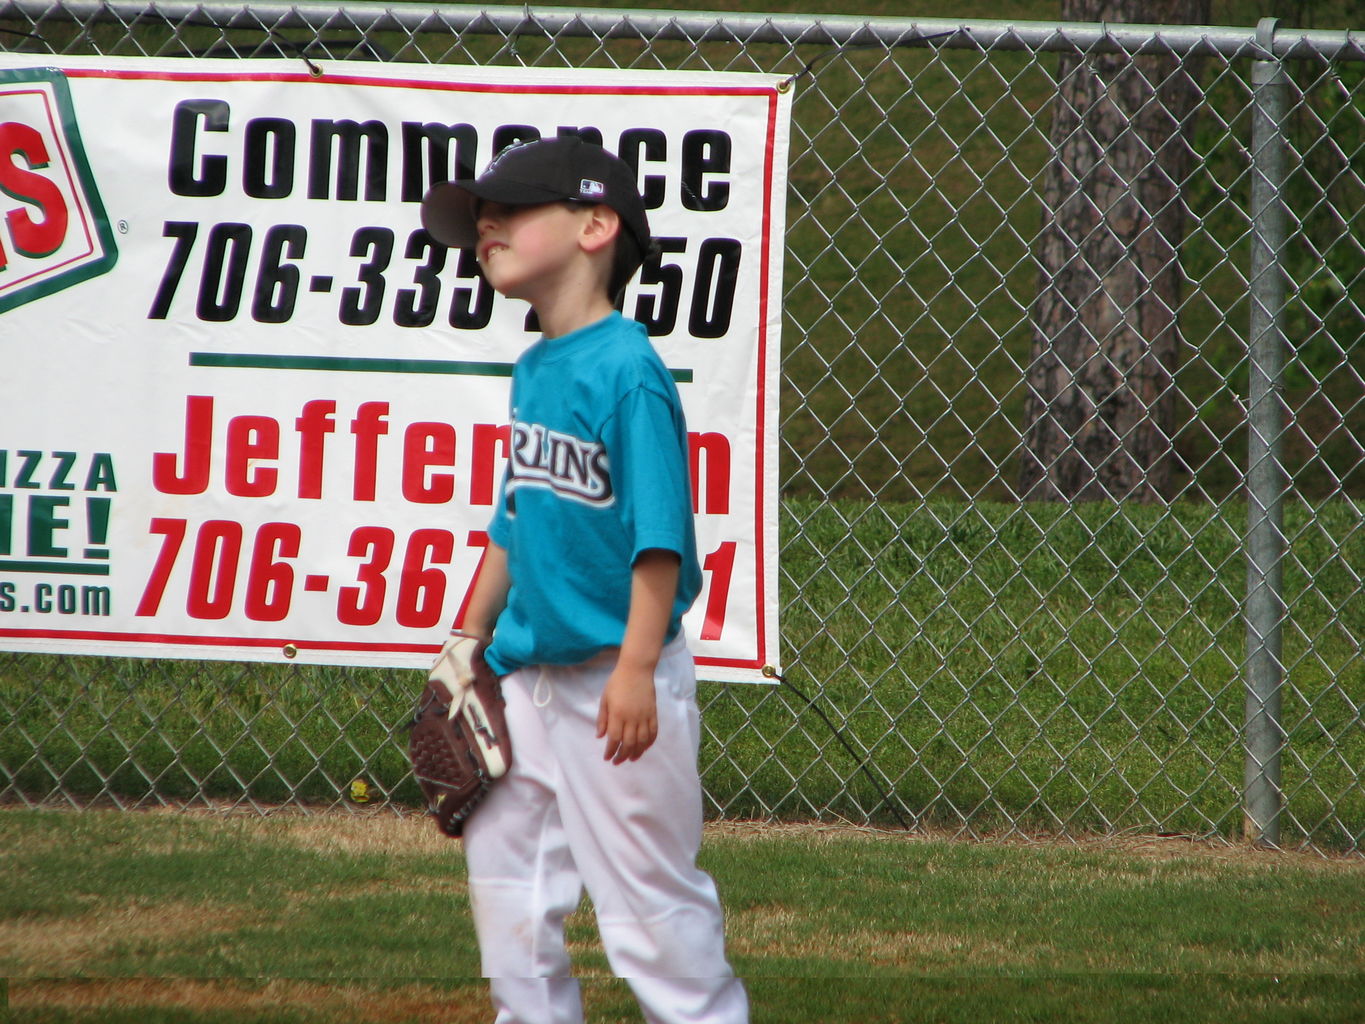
1243, 17, 1290, 849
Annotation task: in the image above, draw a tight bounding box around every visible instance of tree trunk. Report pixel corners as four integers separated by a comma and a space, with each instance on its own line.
1018, 0, 1210, 502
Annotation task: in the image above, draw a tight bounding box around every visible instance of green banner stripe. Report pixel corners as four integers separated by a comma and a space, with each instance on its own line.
0, 560, 111, 576
190, 352, 513, 377
189, 352, 693, 383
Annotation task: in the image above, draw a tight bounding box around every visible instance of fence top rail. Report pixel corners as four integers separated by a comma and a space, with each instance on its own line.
3, 0, 1363, 62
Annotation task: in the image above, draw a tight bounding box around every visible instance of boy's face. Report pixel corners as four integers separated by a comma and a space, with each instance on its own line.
474, 200, 596, 303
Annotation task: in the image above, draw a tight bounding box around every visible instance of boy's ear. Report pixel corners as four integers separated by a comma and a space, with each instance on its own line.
579, 204, 622, 255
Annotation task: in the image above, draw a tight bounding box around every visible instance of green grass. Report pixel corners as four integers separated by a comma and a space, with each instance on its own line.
3, 808, 1365, 1022
706, 499, 1364, 844
1, 0, 1361, 845
3, 499, 1362, 848
2, 9, 1364, 1019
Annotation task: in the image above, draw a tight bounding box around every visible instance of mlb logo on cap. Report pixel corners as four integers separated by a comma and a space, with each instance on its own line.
579, 178, 606, 199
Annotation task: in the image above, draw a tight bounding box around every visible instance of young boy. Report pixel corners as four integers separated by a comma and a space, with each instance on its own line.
420, 136, 749, 1024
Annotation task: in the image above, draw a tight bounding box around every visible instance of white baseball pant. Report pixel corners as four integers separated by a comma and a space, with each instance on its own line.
461, 636, 749, 1024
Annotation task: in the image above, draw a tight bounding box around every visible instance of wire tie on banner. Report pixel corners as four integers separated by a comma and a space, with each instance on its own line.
763, 665, 915, 831
780, 29, 958, 90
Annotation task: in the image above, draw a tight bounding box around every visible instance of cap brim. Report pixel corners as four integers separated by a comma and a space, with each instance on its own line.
420, 182, 479, 249
422, 179, 586, 249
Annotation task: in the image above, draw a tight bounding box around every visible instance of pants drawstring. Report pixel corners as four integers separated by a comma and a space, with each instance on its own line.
533, 667, 552, 708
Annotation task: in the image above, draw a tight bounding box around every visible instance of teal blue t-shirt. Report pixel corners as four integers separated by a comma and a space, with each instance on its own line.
483, 312, 702, 676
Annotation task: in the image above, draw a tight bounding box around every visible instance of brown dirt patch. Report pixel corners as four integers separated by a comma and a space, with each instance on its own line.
727, 903, 1048, 969
11, 977, 638, 1023
10, 803, 1363, 869
705, 818, 1365, 870
255, 811, 457, 858
10, 979, 488, 1024
1, 902, 246, 976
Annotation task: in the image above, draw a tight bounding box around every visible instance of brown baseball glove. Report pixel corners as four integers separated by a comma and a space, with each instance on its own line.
408, 634, 512, 837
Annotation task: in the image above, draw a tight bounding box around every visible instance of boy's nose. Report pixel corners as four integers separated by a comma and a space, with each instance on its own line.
475, 202, 501, 235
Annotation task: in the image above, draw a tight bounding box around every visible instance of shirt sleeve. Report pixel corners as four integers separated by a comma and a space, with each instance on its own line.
600, 383, 694, 563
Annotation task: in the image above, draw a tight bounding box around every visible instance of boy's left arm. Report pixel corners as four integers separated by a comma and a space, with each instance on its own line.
597, 548, 680, 765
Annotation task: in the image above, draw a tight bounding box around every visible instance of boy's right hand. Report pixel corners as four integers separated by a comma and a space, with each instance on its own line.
596, 665, 659, 765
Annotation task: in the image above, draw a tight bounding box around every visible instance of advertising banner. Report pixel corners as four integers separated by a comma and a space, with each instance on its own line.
0, 55, 789, 682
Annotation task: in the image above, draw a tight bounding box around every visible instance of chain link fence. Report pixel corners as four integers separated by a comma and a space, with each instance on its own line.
2, 2, 1362, 852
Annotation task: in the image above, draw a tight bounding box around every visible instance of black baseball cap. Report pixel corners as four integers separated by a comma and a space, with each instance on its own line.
420, 136, 652, 256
